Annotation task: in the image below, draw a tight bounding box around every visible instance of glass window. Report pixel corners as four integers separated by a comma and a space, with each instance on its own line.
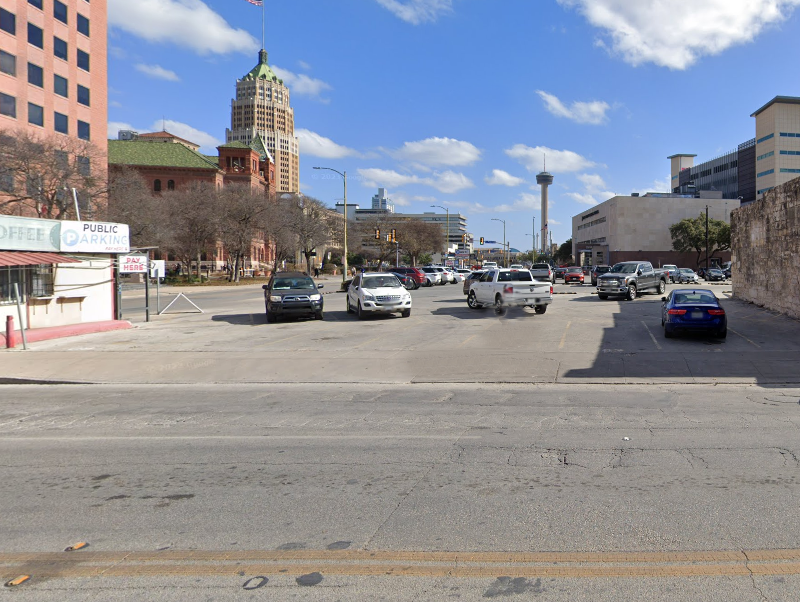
153, 179, 161, 192
780, 168, 800, 174
0, 8, 15, 35
28, 102, 44, 126
0, 168, 14, 192
757, 133, 774, 144
77, 14, 89, 36
77, 120, 90, 140
77, 84, 89, 106
0, 92, 14, 118
167, 180, 175, 190
31, 265, 54, 298
0, 50, 15, 76
76, 156, 90, 176
27, 62, 43, 87
54, 112, 68, 134
77, 49, 89, 71
54, 74, 68, 97
28, 0, 43, 9
54, 36, 67, 60
757, 169, 774, 178
54, 0, 68, 24
28, 23, 44, 48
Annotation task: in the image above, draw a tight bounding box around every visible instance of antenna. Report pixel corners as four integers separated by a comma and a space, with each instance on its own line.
543, 153, 546, 173
162, 116, 166, 132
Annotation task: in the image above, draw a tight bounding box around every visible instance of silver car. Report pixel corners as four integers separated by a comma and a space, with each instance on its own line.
677, 268, 699, 283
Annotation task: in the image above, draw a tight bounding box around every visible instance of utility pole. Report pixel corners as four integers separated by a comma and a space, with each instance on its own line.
431, 205, 449, 265
491, 218, 506, 267
313, 167, 348, 283
705, 205, 709, 272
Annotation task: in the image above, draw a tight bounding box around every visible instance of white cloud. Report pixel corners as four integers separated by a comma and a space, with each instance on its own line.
297, 129, 361, 159
375, 0, 453, 24
108, 121, 135, 139
565, 192, 600, 206
272, 66, 332, 100
505, 144, 598, 173
106, 120, 220, 152
577, 173, 607, 193
448, 192, 543, 214
357, 168, 474, 194
632, 175, 673, 196
485, 169, 526, 187
108, 0, 258, 55
298, 60, 311, 70
557, 0, 800, 70
135, 63, 180, 82
389, 137, 481, 167
536, 91, 610, 125
568, 173, 617, 205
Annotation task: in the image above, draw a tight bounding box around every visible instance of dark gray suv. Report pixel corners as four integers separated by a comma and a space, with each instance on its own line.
262, 272, 324, 323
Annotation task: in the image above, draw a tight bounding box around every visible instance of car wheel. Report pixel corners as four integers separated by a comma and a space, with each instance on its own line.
401, 309, 411, 318
598, 294, 608, 300
494, 295, 506, 316
346, 297, 354, 314
467, 291, 481, 309
534, 305, 547, 314
315, 311, 324, 320
658, 280, 666, 294
357, 301, 366, 320
626, 283, 637, 301
266, 309, 277, 323
717, 327, 727, 339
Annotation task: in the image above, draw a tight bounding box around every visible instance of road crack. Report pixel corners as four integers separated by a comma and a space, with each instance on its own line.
742, 550, 768, 602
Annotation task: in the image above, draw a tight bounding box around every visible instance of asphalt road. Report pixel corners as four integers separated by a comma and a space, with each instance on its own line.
3, 280, 800, 600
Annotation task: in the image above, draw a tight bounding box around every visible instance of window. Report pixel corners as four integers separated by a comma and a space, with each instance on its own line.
0, 8, 15, 35
757, 133, 774, 144
54, 0, 68, 24
77, 14, 89, 36
77, 49, 89, 71
76, 156, 90, 176
780, 150, 800, 156
31, 265, 54, 298
0, 50, 15, 76
28, 23, 43, 48
77, 84, 89, 106
54, 36, 67, 60
757, 169, 774, 178
758, 187, 774, 195
757, 151, 774, 161
0, 168, 14, 192
28, 0, 43, 9
54, 111, 68, 134
0, 93, 16, 118
167, 180, 175, 190
27, 62, 43, 87
780, 168, 800, 174
77, 120, 90, 140
28, 102, 44, 126
779, 132, 800, 137
54, 74, 68, 97
154, 179, 162, 192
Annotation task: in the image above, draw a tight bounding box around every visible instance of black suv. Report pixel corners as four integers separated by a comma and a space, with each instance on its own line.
262, 271, 324, 323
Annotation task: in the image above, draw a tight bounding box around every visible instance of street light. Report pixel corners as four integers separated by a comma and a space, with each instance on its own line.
431, 204, 449, 264
491, 218, 506, 267
313, 166, 347, 283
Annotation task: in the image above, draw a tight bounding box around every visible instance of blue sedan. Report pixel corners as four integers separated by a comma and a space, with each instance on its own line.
661, 289, 727, 339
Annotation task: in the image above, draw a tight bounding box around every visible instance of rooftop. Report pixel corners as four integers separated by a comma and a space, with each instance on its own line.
750, 95, 800, 117
242, 49, 282, 83
108, 140, 221, 170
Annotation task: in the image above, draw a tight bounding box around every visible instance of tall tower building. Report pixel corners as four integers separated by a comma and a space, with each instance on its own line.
226, 49, 299, 193
536, 169, 554, 255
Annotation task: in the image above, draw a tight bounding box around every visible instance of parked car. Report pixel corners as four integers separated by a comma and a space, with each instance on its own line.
696, 267, 707, 279
262, 271, 324, 323
564, 266, 585, 284
596, 261, 668, 300
676, 268, 699, 284
590, 265, 612, 286
347, 272, 412, 319
467, 269, 553, 314
661, 289, 727, 339
388, 271, 419, 290
554, 266, 567, 280
445, 267, 464, 283
418, 266, 443, 286
705, 268, 726, 282
482, 261, 498, 270
661, 264, 679, 283
509, 264, 524, 269
391, 267, 426, 287
462, 270, 485, 295
529, 263, 555, 284
724, 266, 732, 279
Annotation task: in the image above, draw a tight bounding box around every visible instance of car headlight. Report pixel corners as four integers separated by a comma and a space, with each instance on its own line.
269, 295, 282, 302
363, 292, 376, 301
309, 294, 321, 301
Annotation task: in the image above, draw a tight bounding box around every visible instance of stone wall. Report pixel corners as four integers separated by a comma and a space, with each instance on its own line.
731, 177, 800, 319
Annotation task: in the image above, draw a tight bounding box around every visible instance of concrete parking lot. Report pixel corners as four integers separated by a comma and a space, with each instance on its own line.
3, 278, 799, 385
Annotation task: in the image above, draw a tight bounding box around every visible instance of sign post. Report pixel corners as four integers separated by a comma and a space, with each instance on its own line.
119, 253, 149, 322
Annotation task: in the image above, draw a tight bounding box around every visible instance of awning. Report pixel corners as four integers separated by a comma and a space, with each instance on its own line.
0, 252, 82, 267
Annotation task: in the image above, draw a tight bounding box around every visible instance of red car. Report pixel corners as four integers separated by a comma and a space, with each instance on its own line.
390, 267, 426, 286
564, 266, 585, 284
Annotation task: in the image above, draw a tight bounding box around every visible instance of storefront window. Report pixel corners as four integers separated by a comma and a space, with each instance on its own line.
0, 264, 54, 303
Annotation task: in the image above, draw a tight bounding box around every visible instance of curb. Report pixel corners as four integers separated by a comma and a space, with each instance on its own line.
1, 320, 133, 348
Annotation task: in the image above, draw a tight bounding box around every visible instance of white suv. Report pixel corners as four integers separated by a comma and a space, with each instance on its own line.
347, 272, 412, 319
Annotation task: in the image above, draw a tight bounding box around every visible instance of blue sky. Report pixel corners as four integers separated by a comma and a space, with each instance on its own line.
107, 0, 800, 253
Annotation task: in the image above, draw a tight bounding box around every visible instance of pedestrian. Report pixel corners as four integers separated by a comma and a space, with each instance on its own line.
314, 267, 320, 278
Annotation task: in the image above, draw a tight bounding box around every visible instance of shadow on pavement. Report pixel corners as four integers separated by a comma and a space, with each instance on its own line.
211, 313, 269, 325
430, 306, 542, 321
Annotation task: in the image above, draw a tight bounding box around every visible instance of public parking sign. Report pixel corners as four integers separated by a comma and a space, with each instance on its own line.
119, 254, 148, 273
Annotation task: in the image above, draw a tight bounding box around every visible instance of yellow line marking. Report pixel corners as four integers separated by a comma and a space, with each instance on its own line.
459, 334, 479, 347
729, 328, 761, 348
349, 335, 384, 349
558, 321, 572, 350
641, 321, 662, 350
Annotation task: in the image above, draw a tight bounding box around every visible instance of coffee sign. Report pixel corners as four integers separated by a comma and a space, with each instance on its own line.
0, 215, 61, 252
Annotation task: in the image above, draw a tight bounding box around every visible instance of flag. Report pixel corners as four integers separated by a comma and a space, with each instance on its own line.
244, 0, 263, 5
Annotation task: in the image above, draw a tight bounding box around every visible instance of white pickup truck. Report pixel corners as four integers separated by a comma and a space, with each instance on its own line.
467, 269, 553, 315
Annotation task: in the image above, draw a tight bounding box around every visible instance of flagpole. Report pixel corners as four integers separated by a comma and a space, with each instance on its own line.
262, 1, 265, 50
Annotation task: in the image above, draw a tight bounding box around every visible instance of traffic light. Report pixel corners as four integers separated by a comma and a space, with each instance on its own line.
375, 229, 380, 240
462, 234, 467, 242
391, 229, 397, 242
480, 237, 484, 245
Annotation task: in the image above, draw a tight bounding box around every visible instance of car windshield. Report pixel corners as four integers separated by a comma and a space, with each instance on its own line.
611, 263, 638, 273
362, 275, 402, 288
673, 292, 718, 304
567, 267, 582, 273
532, 264, 549, 269
596, 267, 611, 273
273, 278, 315, 290
680, 269, 695, 274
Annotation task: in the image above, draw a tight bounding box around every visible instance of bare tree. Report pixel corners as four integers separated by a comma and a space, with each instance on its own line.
0, 128, 106, 219
399, 219, 444, 266
353, 215, 403, 268
106, 167, 168, 248
281, 194, 333, 274
262, 195, 296, 274
161, 182, 220, 277
218, 185, 269, 282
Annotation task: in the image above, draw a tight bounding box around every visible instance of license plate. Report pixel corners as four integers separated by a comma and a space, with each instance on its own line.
690, 311, 703, 319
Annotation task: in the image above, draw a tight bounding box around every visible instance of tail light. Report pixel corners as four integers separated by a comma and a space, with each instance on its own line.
668, 309, 687, 315
550, 286, 553, 295
708, 309, 725, 315
503, 285, 513, 294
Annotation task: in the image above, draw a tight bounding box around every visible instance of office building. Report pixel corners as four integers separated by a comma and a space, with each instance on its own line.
226, 49, 299, 193
371, 187, 394, 212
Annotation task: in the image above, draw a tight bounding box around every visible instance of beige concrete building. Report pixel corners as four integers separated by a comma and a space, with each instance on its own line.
572, 193, 733, 268
751, 96, 800, 199
226, 49, 299, 194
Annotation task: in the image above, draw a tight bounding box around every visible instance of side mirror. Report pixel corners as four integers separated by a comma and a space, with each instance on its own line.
317, 284, 324, 289
262, 285, 268, 290
637, 270, 643, 276
661, 297, 667, 302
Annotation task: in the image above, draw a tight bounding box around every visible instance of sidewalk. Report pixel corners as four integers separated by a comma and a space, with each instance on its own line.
1, 320, 132, 348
